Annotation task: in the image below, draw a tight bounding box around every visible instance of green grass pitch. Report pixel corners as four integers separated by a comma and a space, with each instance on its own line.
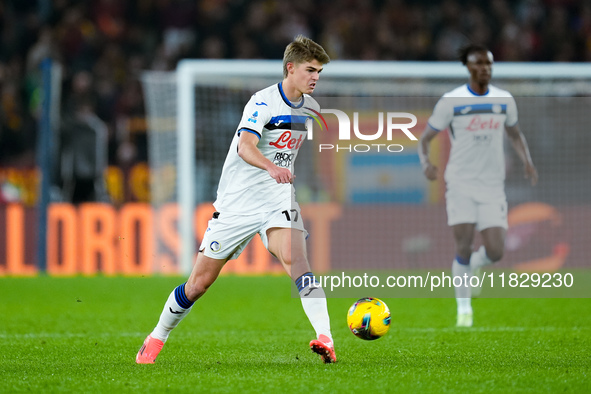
0, 275, 589, 393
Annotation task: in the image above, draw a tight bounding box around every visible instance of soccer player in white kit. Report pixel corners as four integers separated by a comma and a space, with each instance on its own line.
418, 44, 538, 327
137, 36, 336, 363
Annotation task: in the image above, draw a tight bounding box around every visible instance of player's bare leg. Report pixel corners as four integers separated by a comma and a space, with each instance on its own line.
184, 254, 228, 301
470, 227, 505, 297
267, 227, 336, 363
479, 227, 505, 263
452, 223, 475, 327
136, 254, 227, 364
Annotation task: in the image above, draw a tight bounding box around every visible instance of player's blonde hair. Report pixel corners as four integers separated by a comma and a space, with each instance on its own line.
283, 35, 330, 78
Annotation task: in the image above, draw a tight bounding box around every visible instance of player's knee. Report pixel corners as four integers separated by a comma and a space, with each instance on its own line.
456, 244, 472, 260
184, 279, 212, 301
486, 248, 503, 263
282, 254, 308, 268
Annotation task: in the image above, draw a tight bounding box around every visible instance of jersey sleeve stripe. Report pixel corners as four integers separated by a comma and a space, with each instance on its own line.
237, 127, 262, 139
427, 122, 443, 132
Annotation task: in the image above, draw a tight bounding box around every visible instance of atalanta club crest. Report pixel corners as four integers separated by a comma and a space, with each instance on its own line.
210, 241, 221, 252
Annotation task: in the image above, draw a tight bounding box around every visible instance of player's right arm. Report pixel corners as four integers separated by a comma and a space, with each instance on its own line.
238, 132, 294, 184
418, 124, 439, 181
419, 97, 451, 181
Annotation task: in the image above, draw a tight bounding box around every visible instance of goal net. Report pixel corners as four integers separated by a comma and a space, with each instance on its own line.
142, 60, 591, 276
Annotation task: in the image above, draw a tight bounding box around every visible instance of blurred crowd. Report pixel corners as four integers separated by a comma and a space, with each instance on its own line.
0, 0, 590, 203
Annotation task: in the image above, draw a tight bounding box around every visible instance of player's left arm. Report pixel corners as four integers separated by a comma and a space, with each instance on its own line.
419, 96, 451, 181
418, 124, 440, 181
505, 123, 538, 186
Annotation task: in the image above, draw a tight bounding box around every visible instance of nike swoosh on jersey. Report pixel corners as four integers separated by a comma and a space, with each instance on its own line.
255, 102, 268, 106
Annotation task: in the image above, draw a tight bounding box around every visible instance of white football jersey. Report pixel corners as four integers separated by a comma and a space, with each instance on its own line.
427, 84, 518, 198
213, 83, 319, 214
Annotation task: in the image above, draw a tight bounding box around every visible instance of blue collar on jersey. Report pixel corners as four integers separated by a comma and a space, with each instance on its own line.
466, 83, 490, 96
278, 82, 305, 108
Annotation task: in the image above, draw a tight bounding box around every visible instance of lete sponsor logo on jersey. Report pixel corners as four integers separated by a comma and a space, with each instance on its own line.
269, 131, 305, 149
466, 115, 501, 131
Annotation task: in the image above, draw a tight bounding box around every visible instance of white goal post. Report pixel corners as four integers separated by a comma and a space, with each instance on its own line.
143, 60, 591, 274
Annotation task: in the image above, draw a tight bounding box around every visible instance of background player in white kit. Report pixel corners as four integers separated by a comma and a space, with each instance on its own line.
137, 35, 336, 363
418, 44, 538, 327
